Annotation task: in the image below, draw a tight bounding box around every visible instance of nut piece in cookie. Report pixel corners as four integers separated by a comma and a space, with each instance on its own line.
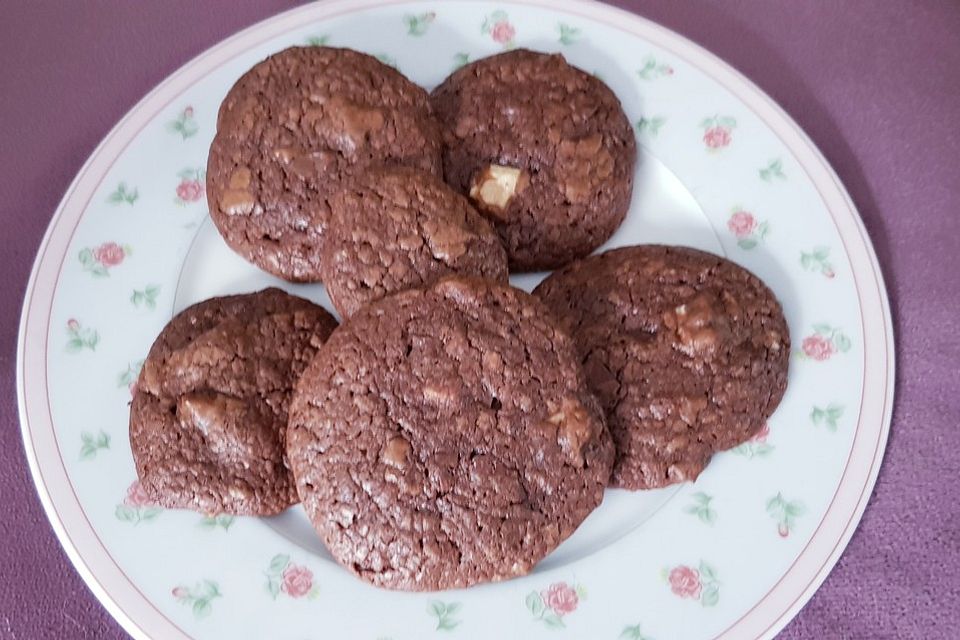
534, 245, 790, 490
129, 288, 338, 516
468, 164, 528, 217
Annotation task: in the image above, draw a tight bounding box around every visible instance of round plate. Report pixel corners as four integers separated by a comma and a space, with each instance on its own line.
17, 1, 894, 638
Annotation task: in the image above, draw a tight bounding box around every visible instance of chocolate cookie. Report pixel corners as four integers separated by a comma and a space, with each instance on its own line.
207, 46, 443, 282
287, 277, 614, 590
130, 288, 338, 515
534, 245, 790, 489
430, 49, 636, 271
320, 165, 509, 317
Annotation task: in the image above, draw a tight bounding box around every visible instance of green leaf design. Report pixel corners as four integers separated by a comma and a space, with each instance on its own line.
701, 583, 720, 607
453, 52, 470, 69
404, 13, 433, 36
202, 580, 220, 599
786, 502, 806, 517
719, 116, 737, 128
620, 624, 643, 640
767, 494, 784, 513
835, 334, 852, 352
757, 221, 770, 237
108, 183, 139, 204
698, 561, 716, 582
115, 505, 135, 522
813, 323, 833, 335
827, 404, 845, 419
78, 248, 93, 265
699, 509, 717, 525
266, 578, 280, 599
737, 238, 757, 250
79, 430, 110, 460
543, 612, 565, 628
429, 600, 461, 631
268, 554, 290, 574
525, 591, 545, 616
558, 23, 581, 45
305, 35, 329, 46
141, 508, 162, 522
192, 599, 212, 619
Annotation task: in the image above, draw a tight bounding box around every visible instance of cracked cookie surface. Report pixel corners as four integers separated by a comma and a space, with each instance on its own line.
320, 165, 508, 317
534, 245, 790, 489
430, 49, 636, 271
130, 288, 338, 515
287, 277, 613, 590
207, 46, 443, 282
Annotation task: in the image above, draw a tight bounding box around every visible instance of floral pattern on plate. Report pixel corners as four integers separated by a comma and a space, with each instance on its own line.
799, 324, 852, 360
64, 318, 99, 352
263, 554, 319, 600
167, 106, 199, 140
666, 562, 720, 607
79, 242, 131, 277
482, 11, 516, 47
115, 481, 161, 525
173, 580, 221, 619
526, 581, 585, 628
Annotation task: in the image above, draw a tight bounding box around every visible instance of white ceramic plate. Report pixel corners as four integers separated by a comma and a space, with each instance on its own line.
17, 1, 894, 638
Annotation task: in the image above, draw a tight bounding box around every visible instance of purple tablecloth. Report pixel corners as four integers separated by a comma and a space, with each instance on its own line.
1, 1, 957, 637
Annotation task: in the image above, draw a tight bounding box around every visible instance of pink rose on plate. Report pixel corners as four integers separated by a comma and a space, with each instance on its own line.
176, 179, 204, 202
183, 106, 194, 118
491, 20, 515, 44
93, 242, 125, 267
669, 566, 702, 599
802, 335, 835, 361
67, 318, 79, 331
124, 481, 152, 508
703, 126, 731, 149
541, 582, 578, 615
171, 586, 188, 599
727, 211, 756, 238
281, 564, 313, 598
752, 422, 770, 443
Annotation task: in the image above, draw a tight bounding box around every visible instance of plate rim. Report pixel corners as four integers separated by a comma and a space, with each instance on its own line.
16, 1, 896, 638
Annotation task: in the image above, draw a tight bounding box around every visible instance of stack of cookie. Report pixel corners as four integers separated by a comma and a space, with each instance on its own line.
130, 47, 789, 592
